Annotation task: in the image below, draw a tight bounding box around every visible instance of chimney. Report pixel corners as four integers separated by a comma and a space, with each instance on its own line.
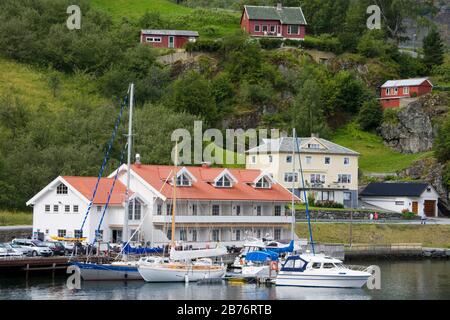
135, 153, 141, 168
276, 3, 282, 10
201, 161, 211, 168
311, 133, 319, 138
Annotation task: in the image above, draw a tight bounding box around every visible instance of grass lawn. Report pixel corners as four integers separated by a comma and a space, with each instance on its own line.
332, 122, 433, 174
0, 58, 106, 110
296, 223, 450, 248
91, 0, 241, 39
0, 211, 32, 226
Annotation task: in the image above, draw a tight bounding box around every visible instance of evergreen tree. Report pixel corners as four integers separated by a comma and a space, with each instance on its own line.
423, 27, 444, 71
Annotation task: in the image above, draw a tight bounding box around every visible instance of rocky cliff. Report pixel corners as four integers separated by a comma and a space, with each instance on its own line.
379, 93, 449, 153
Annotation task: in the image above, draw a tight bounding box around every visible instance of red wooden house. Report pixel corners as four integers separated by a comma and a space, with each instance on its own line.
380, 78, 433, 109
140, 29, 199, 49
240, 3, 307, 40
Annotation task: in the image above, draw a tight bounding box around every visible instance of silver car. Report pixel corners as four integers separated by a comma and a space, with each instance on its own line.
0, 243, 23, 257
7, 243, 32, 256
11, 239, 53, 257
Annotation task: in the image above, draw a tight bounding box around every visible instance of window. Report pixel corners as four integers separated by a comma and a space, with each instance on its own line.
255, 176, 271, 188
130, 229, 138, 242
53, 205, 59, 213
310, 174, 325, 184
57, 229, 66, 238
166, 203, 173, 215
57, 183, 68, 194
395, 201, 405, 206
403, 86, 409, 94
212, 229, 220, 242
236, 205, 241, 216
176, 174, 191, 186
305, 156, 312, 164
393, 87, 398, 94
274, 205, 281, 216
65, 205, 70, 213
97, 206, 102, 212
268, 155, 273, 163
344, 157, 350, 165
128, 199, 141, 220
74, 230, 82, 238
45, 229, 49, 235
286, 155, 292, 163
73, 205, 78, 213
256, 206, 262, 216
284, 172, 298, 183
312, 262, 321, 269
321, 191, 334, 201
251, 156, 256, 164
323, 263, 334, 269
167, 229, 172, 241
45, 205, 50, 213
192, 204, 197, 216
288, 25, 299, 35
325, 157, 331, 165
308, 143, 320, 149
274, 228, 281, 240
338, 174, 351, 184
270, 25, 275, 33
192, 229, 197, 242
212, 205, 220, 216
157, 204, 162, 215
145, 37, 162, 43
262, 25, 268, 32
257, 229, 261, 239
180, 230, 187, 241
386, 88, 390, 95
215, 175, 232, 187
254, 25, 260, 32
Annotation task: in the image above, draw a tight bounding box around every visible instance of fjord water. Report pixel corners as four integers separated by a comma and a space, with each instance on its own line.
0, 260, 449, 300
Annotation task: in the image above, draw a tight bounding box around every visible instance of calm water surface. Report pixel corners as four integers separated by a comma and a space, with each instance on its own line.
0, 260, 449, 300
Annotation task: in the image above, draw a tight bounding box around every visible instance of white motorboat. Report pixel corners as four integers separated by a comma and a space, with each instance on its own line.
275, 254, 371, 288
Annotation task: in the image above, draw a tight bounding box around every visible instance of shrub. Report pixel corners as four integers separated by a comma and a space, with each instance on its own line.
300, 35, 343, 54
314, 200, 344, 209
186, 39, 221, 52
259, 38, 283, 50
283, 39, 301, 48
383, 108, 399, 124
401, 209, 416, 219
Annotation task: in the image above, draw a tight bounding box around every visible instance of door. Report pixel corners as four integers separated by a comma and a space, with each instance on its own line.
343, 192, 352, 208
168, 36, 174, 48
112, 230, 122, 243
412, 201, 418, 214
423, 200, 436, 217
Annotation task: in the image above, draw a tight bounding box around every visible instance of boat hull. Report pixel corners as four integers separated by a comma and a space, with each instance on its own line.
138, 265, 227, 282
275, 272, 370, 288
71, 262, 143, 281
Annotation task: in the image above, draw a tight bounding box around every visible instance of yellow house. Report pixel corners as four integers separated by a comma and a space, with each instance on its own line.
246, 135, 359, 208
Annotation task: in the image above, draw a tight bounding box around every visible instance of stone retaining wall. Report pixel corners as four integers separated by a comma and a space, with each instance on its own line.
0, 227, 32, 242
295, 210, 418, 220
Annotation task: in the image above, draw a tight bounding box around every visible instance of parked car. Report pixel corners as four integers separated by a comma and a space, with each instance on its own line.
11, 239, 53, 257
61, 241, 75, 255
0, 244, 8, 257
43, 241, 65, 256
8, 243, 33, 256
1, 243, 25, 257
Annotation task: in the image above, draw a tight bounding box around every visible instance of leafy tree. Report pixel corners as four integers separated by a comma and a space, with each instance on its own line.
435, 114, 450, 163
358, 99, 383, 131
422, 27, 444, 71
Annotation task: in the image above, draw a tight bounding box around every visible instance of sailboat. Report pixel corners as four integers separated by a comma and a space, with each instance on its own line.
275, 129, 371, 288
137, 146, 227, 283
71, 83, 144, 281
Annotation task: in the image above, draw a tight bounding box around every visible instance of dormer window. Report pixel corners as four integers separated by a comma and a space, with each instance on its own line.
215, 175, 232, 188
308, 143, 320, 149
56, 183, 68, 195
176, 174, 191, 186
255, 176, 271, 189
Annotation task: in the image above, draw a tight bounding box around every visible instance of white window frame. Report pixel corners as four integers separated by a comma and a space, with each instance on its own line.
262, 25, 268, 32
344, 157, 350, 165
305, 156, 312, 164
145, 36, 162, 43
287, 25, 299, 35
45, 205, 50, 213
338, 174, 351, 184
254, 25, 260, 32
73, 205, 78, 213
324, 157, 331, 165
284, 172, 298, 183
56, 183, 68, 195
286, 155, 292, 163
251, 156, 256, 164
212, 204, 220, 216
403, 86, 409, 94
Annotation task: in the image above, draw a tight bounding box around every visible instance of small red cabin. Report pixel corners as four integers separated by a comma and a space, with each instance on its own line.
380, 78, 433, 109
140, 29, 199, 49
240, 3, 307, 40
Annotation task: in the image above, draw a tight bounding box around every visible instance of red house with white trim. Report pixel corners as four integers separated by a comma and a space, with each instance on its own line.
240, 3, 307, 40
140, 29, 199, 49
380, 78, 433, 109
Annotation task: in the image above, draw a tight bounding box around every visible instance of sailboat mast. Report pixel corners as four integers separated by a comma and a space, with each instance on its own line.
124, 83, 134, 253
171, 143, 178, 248
291, 128, 296, 241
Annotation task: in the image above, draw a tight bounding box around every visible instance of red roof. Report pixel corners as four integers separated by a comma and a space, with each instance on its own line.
62, 176, 128, 205
130, 165, 294, 202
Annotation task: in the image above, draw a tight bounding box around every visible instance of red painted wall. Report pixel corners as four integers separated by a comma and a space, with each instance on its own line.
140, 33, 195, 49
381, 99, 400, 109
380, 81, 433, 109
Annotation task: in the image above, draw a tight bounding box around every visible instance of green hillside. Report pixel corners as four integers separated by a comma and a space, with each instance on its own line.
332, 123, 433, 174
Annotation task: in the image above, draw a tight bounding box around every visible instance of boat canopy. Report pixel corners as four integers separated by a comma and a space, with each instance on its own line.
169, 246, 228, 261
245, 250, 278, 262
122, 244, 163, 254
265, 240, 294, 254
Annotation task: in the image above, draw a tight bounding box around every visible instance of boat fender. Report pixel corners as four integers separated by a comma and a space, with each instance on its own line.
270, 261, 278, 271
240, 258, 244, 265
